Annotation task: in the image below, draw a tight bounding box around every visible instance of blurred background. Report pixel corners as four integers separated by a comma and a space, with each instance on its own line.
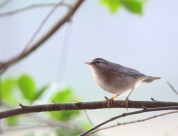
0, 0, 178, 136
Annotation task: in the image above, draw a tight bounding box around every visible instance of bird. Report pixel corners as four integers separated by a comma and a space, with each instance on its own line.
85, 58, 161, 108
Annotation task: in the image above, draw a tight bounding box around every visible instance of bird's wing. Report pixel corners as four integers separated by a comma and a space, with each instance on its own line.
110, 63, 145, 78
125, 67, 145, 77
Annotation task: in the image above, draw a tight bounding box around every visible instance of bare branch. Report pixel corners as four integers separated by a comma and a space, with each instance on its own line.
80, 106, 178, 136
0, 2, 68, 17
167, 81, 178, 97
23, 0, 66, 53
0, 100, 178, 119
90, 111, 178, 134
0, 0, 84, 75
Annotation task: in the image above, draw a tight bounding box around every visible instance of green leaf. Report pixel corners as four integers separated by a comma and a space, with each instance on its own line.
50, 88, 80, 121
0, 78, 18, 105
17, 74, 36, 102
120, 0, 143, 14
33, 84, 48, 101
81, 122, 92, 130
6, 116, 19, 126
3, 96, 19, 105
100, 0, 121, 13
0, 78, 16, 97
51, 88, 73, 103
100, 0, 144, 14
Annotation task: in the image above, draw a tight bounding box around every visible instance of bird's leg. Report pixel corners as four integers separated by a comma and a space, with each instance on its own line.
105, 94, 120, 108
122, 89, 134, 109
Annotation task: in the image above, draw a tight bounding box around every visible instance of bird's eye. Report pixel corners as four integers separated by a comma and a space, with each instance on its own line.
96, 61, 100, 64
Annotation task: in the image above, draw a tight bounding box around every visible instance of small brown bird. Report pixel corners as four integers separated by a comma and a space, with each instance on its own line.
86, 58, 161, 107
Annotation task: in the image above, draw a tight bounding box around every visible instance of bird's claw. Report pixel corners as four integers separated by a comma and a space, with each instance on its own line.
122, 97, 129, 110
105, 96, 114, 108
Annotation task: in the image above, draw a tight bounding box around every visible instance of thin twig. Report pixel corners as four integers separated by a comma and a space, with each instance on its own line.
151, 98, 157, 101
167, 81, 178, 97
0, 0, 84, 75
0, 3, 68, 17
84, 110, 95, 127
79, 106, 178, 136
22, 0, 66, 53
0, 100, 178, 119
89, 110, 178, 134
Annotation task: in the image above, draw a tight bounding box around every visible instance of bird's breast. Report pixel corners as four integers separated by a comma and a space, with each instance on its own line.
91, 67, 140, 94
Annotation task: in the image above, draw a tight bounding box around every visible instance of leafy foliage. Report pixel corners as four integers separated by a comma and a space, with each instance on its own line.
0, 78, 16, 97
120, 0, 143, 14
100, 0, 121, 13
0, 74, 49, 125
32, 84, 49, 101
50, 88, 80, 121
0, 74, 96, 135
100, 0, 144, 14
17, 74, 36, 102
6, 116, 19, 126
0, 78, 18, 105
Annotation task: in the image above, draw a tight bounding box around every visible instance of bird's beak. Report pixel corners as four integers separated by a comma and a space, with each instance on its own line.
85, 61, 93, 66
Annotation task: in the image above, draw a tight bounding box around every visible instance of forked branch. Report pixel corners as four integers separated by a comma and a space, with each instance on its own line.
0, 0, 84, 75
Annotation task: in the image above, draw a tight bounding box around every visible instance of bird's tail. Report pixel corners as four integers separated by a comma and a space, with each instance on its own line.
142, 76, 161, 83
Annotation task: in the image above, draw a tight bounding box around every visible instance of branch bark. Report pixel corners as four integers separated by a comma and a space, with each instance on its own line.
0, 0, 84, 75
0, 100, 178, 119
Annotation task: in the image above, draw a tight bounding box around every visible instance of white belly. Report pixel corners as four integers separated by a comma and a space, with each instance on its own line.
91, 67, 141, 95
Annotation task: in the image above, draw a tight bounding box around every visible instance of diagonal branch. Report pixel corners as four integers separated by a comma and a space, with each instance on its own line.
90, 110, 178, 134
0, 100, 178, 119
23, 0, 66, 53
167, 81, 178, 97
0, 0, 84, 75
80, 106, 178, 136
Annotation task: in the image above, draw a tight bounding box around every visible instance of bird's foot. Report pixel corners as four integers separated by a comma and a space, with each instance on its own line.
105, 96, 114, 108
122, 97, 129, 110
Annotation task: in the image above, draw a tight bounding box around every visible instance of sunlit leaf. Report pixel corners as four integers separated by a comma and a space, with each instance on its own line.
100, 0, 121, 13
6, 116, 19, 126
17, 74, 36, 102
50, 88, 80, 121
3, 96, 19, 105
0, 78, 16, 97
0, 78, 18, 105
81, 122, 93, 130
120, 0, 143, 14
33, 84, 49, 101
100, 0, 144, 14
51, 88, 73, 103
